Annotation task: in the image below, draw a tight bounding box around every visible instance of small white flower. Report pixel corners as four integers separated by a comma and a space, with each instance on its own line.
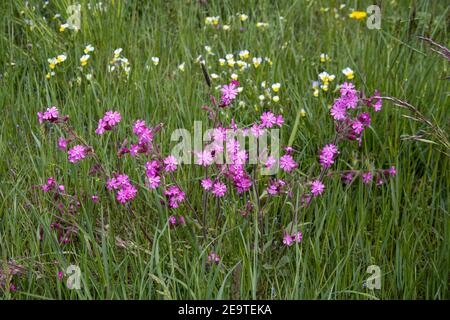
239, 50, 250, 60
56, 54, 67, 63
252, 57, 262, 68
271, 83, 281, 92
80, 54, 90, 66
84, 44, 94, 54
256, 22, 269, 29
114, 48, 123, 58
239, 14, 248, 22
151, 57, 159, 65
342, 67, 354, 79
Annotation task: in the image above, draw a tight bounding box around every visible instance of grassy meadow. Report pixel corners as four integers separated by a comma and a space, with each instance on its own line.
0, 0, 449, 299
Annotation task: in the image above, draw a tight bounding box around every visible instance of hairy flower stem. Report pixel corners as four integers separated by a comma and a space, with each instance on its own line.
202, 167, 209, 239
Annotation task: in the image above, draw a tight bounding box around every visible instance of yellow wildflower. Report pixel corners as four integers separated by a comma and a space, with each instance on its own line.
80, 54, 90, 66
349, 11, 367, 20
342, 67, 355, 80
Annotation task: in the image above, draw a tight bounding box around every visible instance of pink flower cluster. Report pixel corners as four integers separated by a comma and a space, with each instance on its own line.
40, 177, 65, 193
106, 174, 137, 204
220, 80, 239, 106
330, 83, 359, 120
319, 144, 338, 169
145, 160, 161, 189
202, 178, 227, 196
260, 111, 284, 129
340, 166, 397, 185
128, 120, 158, 157
168, 215, 186, 227
95, 111, 121, 134
207, 252, 220, 264
267, 179, 286, 195
283, 231, 302, 246
164, 186, 185, 208
330, 83, 382, 145
37, 106, 59, 124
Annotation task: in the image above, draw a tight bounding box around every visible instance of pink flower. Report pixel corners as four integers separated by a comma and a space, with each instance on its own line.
58, 137, 68, 150
319, 144, 338, 169
221, 82, 239, 106
68, 145, 86, 163
275, 114, 284, 127
373, 90, 382, 112
163, 155, 178, 172
279, 154, 298, 172
208, 252, 220, 264
351, 119, 364, 135
146, 160, 161, 177
133, 120, 146, 135
342, 172, 354, 184
389, 166, 397, 176
283, 233, 294, 246
130, 144, 140, 157
340, 82, 356, 96
251, 124, 265, 137
169, 215, 177, 225
212, 181, 227, 197
92, 195, 99, 203
47, 177, 55, 186
57, 271, 63, 280
311, 180, 325, 196
138, 127, 154, 144
196, 150, 214, 166
106, 178, 118, 190
96, 111, 121, 134
201, 178, 213, 191
284, 146, 294, 155
265, 156, 276, 169
293, 231, 302, 243
362, 172, 373, 184
358, 112, 371, 127
104, 111, 121, 126
261, 111, 277, 128
95, 119, 107, 134
147, 175, 160, 189
330, 103, 347, 121
267, 179, 285, 195
164, 186, 185, 208
116, 183, 137, 204
116, 174, 130, 187
37, 112, 44, 124
43, 106, 59, 121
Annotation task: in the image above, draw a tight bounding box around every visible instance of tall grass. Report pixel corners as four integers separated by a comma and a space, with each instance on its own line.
0, 0, 448, 299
